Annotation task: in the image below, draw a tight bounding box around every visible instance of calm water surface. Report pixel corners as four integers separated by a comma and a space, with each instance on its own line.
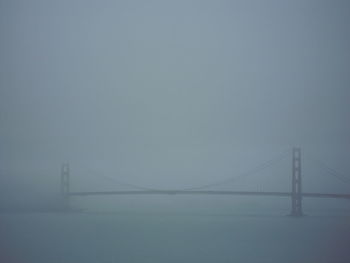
1, 199, 350, 263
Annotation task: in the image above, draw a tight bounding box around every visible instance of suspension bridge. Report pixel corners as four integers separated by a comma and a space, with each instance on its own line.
60, 148, 350, 216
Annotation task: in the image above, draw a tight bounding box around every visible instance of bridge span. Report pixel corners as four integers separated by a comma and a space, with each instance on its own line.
60, 148, 350, 216
68, 190, 350, 200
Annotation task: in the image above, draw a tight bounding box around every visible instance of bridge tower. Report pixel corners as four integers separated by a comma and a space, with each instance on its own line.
290, 147, 303, 216
60, 163, 70, 208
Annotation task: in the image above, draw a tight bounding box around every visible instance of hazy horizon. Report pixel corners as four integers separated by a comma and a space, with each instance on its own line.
1, 0, 350, 209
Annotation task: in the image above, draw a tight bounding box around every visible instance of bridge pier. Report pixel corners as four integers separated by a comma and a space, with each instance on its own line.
290, 147, 303, 216
60, 163, 70, 210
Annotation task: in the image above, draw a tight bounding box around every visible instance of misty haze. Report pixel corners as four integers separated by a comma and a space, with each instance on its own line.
1, 0, 350, 262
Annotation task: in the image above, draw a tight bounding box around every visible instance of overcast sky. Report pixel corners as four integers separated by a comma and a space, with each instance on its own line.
1, 0, 350, 202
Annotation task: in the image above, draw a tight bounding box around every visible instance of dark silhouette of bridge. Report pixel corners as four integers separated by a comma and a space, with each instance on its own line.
60, 148, 350, 216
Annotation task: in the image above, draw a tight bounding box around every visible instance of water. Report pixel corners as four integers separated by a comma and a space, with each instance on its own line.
1, 198, 350, 263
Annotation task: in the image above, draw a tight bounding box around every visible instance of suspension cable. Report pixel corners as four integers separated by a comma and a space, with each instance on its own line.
306, 156, 350, 184
180, 149, 291, 191
79, 149, 291, 191
84, 171, 160, 191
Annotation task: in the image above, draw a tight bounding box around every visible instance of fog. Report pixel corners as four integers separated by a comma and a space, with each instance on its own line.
1, 1, 350, 262
1, 0, 350, 205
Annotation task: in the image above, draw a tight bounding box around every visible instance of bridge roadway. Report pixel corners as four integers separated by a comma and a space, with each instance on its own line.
68, 190, 350, 200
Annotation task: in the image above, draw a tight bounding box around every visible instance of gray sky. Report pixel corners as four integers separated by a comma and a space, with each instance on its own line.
1, 0, 350, 203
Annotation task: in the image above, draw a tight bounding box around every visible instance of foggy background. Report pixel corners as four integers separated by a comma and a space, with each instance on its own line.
1, 0, 350, 211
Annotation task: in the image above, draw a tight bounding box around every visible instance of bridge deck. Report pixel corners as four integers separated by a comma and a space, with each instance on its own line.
68, 190, 350, 200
